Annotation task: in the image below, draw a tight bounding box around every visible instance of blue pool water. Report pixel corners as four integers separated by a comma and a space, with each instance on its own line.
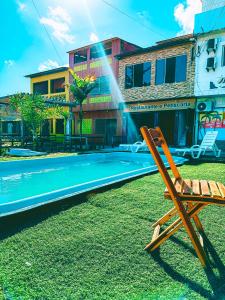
0, 152, 186, 217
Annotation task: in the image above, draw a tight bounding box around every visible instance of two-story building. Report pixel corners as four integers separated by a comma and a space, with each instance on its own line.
25, 66, 70, 137
0, 95, 20, 136
117, 35, 196, 146
68, 37, 140, 144
194, 0, 225, 148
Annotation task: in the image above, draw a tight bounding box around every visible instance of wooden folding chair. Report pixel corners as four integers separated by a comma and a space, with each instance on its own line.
140, 126, 225, 268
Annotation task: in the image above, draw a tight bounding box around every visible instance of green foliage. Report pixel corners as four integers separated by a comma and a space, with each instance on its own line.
69, 69, 96, 104
69, 69, 96, 138
0, 162, 225, 299
49, 105, 70, 120
10, 93, 50, 140
0, 147, 7, 156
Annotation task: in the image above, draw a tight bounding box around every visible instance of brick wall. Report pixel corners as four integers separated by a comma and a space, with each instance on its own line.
118, 42, 195, 103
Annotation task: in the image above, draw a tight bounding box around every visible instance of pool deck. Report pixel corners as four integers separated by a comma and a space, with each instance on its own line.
1, 146, 224, 163
100, 147, 225, 162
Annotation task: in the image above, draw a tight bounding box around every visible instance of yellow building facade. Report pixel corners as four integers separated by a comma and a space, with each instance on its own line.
25, 67, 73, 137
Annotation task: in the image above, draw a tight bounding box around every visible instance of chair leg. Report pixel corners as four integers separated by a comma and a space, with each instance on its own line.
176, 202, 208, 268
188, 203, 206, 248
188, 203, 205, 233
193, 214, 204, 232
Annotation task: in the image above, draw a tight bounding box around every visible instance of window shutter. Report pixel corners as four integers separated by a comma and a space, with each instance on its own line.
155, 59, 166, 85
175, 55, 187, 82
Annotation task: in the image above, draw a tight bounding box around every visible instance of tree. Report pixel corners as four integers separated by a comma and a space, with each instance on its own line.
10, 93, 51, 143
68, 69, 96, 147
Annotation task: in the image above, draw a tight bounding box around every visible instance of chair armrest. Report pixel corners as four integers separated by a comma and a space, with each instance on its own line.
190, 145, 200, 150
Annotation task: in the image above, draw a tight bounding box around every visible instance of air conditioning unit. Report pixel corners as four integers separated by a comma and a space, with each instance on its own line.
206, 38, 218, 54
196, 101, 213, 112
206, 57, 216, 71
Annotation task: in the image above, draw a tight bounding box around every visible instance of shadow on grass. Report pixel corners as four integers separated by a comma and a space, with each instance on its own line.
0, 193, 89, 241
149, 233, 225, 299
0, 178, 132, 241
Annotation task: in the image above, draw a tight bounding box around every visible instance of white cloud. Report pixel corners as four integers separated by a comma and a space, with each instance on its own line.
48, 6, 71, 24
40, 6, 75, 44
174, 0, 202, 35
89, 33, 99, 43
17, 1, 26, 11
38, 59, 60, 72
4, 60, 15, 67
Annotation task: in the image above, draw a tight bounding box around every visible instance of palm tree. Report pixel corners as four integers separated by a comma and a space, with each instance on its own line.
69, 69, 96, 148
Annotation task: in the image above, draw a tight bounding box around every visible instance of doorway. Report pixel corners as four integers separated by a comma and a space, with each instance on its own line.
157, 111, 176, 145
130, 112, 155, 140
95, 118, 117, 145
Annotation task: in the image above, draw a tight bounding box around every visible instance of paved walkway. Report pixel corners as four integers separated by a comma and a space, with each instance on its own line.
100, 146, 225, 162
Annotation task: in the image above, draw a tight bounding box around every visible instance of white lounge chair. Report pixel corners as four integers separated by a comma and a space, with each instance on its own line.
119, 141, 148, 153
6, 148, 47, 157
175, 131, 221, 159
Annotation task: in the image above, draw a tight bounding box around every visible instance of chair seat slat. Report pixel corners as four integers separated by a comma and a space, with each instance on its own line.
183, 179, 192, 194
192, 180, 200, 195
165, 178, 225, 200
208, 181, 221, 197
165, 178, 176, 193
175, 179, 183, 193
217, 182, 225, 198
200, 180, 211, 196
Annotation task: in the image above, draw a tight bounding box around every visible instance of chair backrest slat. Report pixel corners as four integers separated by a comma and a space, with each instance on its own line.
140, 126, 182, 200
200, 131, 218, 148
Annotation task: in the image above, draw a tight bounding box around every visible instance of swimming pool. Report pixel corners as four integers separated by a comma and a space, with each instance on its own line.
0, 153, 187, 217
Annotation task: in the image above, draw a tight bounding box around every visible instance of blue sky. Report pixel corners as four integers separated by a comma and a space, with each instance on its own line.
0, 0, 202, 97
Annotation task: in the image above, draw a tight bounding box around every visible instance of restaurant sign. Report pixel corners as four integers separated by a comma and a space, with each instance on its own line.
124, 99, 195, 113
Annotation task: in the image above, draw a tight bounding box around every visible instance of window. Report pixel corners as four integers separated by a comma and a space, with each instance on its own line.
222, 45, 225, 67
165, 57, 176, 83
134, 64, 144, 87
125, 62, 151, 89
33, 81, 48, 95
55, 119, 65, 134
50, 78, 65, 93
74, 49, 87, 64
90, 76, 111, 95
125, 65, 133, 88
78, 119, 92, 134
155, 54, 187, 85
207, 38, 218, 54
104, 42, 112, 56
90, 42, 112, 59
2, 121, 21, 135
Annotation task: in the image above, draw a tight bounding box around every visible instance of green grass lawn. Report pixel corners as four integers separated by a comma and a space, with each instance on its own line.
0, 162, 225, 300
